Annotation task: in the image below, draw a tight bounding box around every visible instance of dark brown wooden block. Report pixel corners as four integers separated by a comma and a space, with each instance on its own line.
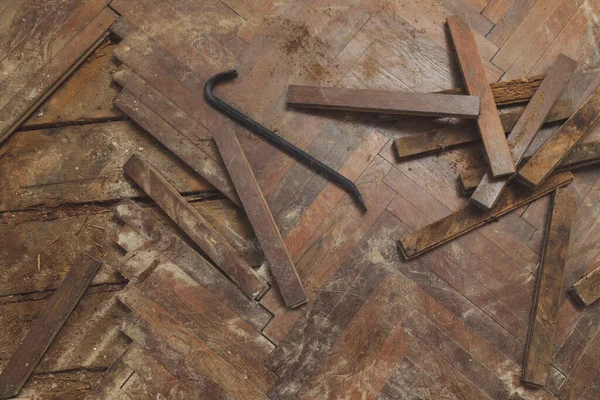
209, 118, 307, 309
522, 189, 575, 387
122, 154, 268, 300
518, 88, 600, 189
287, 85, 480, 118
470, 54, 576, 210
0, 254, 101, 399
569, 264, 600, 307
447, 14, 515, 177
398, 172, 573, 260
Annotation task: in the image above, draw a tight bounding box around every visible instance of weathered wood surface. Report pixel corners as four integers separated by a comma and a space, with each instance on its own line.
393, 67, 600, 159
21, 41, 123, 129
470, 54, 576, 210
447, 15, 515, 177
0, 120, 214, 212
0, 6, 118, 144
522, 189, 575, 387
380, 74, 543, 121
113, 199, 271, 331
122, 155, 268, 300
287, 85, 480, 118
208, 105, 307, 309
569, 264, 600, 307
0, 254, 101, 399
460, 139, 600, 192
518, 88, 600, 189
398, 172, 573, 259
557, 328, 600, 400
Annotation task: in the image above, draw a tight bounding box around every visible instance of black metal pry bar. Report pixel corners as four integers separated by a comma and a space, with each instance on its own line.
204, 70, 367, 212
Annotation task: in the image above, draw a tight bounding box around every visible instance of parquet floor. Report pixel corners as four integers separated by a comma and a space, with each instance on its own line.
1, 0, 600, 398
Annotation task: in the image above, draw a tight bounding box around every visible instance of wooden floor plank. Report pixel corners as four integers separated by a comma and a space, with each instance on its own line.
518, 88, 600, 189
122, 155, 268, 300
398, 172, 574, 259
112, 200, 272, 331
470, 54, 577, 210
286, 85, 480, 118
558, 328, 600, 400
522, 189, 575, 387
569, 264, 600, 307
448, 14, 514, 177
0, 254, 101, 399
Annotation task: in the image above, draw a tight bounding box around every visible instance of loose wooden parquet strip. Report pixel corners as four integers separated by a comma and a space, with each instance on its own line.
470, 54, 577, 210
447, 14, 515, 177
122, 155, 268, 300
114, 90, 239, 205
0, 6, 117, 144
569, 265, 600, 307
398, 172, 574, 259
393, 67, 600, 159
113, 200, 272, 331
0, 254, 101, 399
287, 85, 481, 118
522, 189, 575, 387
518, 89, 600, 189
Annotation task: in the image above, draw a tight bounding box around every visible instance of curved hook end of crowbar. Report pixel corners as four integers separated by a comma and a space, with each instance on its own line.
204, 70, 238, 102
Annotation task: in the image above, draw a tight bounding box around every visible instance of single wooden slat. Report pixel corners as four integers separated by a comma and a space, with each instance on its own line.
380, 75, 544, 121
569, 265, 600, 307
209, 117, 307, 309
114, 90, 239, 205
0, 7, 117, 145
122, 155, 268, 300
287, 85, 480, 118
113, 200, 271, 332
393, 67, 600, 159
398, 172, 574, 259
470, 54, 577, 210
522, 189, 575, 387
0, 254, 101, 399
447, 14, 515, 177
518, 88, 600, 189
460, 139, 600, 193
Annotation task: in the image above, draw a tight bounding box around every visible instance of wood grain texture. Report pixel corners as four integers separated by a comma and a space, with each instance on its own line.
0, 7, 117, 144
287, 85, 480, 118
393, 67, 600, 159
518, 88, 600, 189
569, 265, 600, 307
113, 200, 271, 332
447, 14, 515, 177
122, 155, 267, 300
558, 328, 600, 400
209, 113, 307, 309
380, 75, 543, 121
470, 54, 576, 210
0, 254, 101, 399
398, 172, 574, 259
522, 189, 575, 387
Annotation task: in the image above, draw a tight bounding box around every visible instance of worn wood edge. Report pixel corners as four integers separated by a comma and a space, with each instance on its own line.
397, 172, 574, 259
0, 254, 102, 399
521, 189, 575, 387
568, 265, 600, 308
0, 32, 110, 145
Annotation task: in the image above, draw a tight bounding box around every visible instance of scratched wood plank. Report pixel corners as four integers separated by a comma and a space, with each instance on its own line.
518, 88, 600, 189
470, 54, 577, 210
122, 155, 268, 300
398, 172, 574, 259
208, 108, 307, 309
569, 264, 600, 307
393, 67, 600, 159
557, 328, 600, 400
287, 85, 480, 118
485, 0, 536, 46
447, 14, 515, 177
0, 254, 101, 399
0, 6, 117, 144
522, 189, 575, 387
113, 199, 271, 331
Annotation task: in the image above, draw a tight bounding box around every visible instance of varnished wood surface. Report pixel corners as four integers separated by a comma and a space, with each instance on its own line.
2, 0, 600, 398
